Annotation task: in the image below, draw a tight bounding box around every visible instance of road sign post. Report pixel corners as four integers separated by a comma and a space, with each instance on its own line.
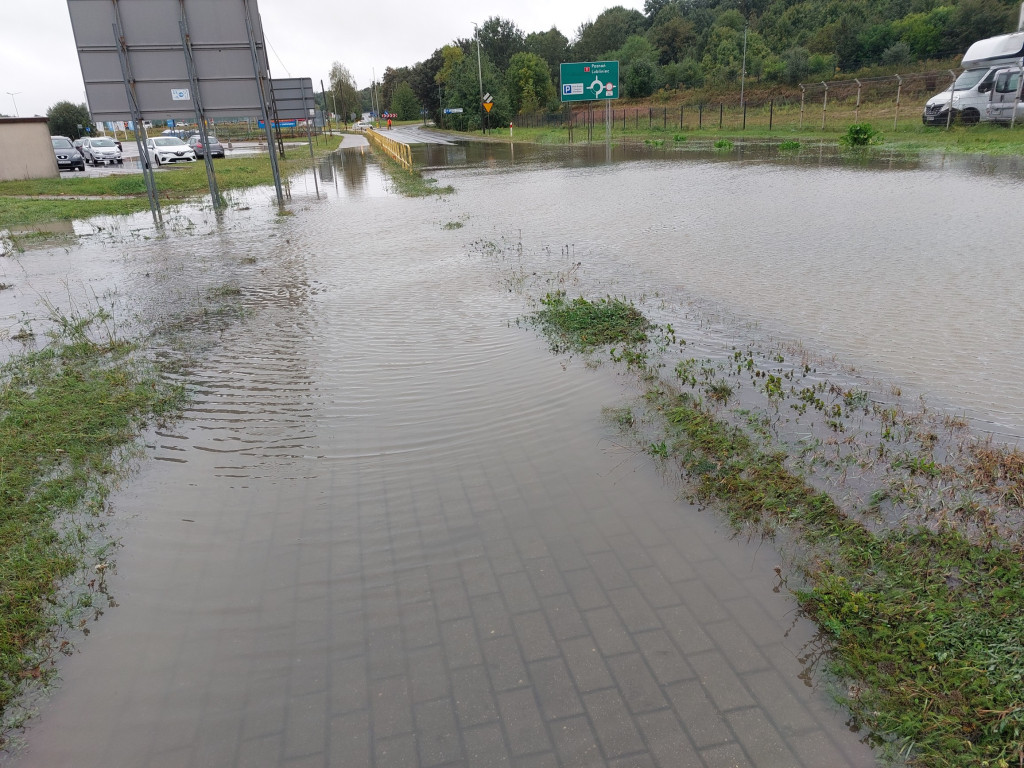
560, 62, 619, 152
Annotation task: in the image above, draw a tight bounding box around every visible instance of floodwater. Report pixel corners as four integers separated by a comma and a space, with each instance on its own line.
3, 135, 1023, 767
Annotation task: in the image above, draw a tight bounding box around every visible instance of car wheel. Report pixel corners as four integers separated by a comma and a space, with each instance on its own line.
155, 156, 161, 166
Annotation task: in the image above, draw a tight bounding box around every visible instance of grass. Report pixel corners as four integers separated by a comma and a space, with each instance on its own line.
0, 309, 185, 735
0, 135, 344, 230
528, 290, 1024, 767
370, 147, 455, 197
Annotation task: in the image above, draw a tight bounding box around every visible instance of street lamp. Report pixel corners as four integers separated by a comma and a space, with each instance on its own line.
6, 91, 21, 117
471, 22, 484, 134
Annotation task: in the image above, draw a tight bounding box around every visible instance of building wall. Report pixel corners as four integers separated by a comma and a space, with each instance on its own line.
0, 118, 58, 181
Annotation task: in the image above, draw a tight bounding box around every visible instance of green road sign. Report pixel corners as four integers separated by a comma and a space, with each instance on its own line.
559, 61, 620, 102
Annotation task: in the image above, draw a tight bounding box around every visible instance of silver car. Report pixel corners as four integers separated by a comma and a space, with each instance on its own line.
81, 136, 123, 165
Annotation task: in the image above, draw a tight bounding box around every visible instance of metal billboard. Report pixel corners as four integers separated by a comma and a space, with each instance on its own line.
559, 61, 620, 102
67, 0, 271, 121
270, 78, 316, 120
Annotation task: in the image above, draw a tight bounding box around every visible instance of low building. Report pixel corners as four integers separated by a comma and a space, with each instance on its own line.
0, 117, 58, 181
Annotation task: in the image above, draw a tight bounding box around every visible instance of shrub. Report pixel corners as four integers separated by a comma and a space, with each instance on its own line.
840, 123, 882, 147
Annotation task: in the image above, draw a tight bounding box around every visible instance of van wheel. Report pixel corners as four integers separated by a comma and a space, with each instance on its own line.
954, 109, 980, 125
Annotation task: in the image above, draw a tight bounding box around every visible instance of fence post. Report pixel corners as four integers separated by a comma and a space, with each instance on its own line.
769, 99, 774, 131
855, 79, 862, 122
679, 104, 683, 130
799, 85, 806, 130
636, 108, 639, 129
663, 107, 667, 130
742, 101, 747, 130
699, 103, 703, 129
894, 74, 903, 131
821, 81, 829, 130
649, 107, 653, 128
946, 70, 956, 129
719, 102, 723, 128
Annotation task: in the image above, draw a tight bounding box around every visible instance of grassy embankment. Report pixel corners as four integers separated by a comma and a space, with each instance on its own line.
531, 290, 1024, 768
0, 133, 344, 231
0, 310, 186, 737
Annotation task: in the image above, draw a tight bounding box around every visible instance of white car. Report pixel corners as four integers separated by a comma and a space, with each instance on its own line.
144, 136, 197, 167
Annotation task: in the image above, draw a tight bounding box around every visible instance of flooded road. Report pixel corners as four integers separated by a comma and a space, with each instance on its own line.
4, 138, 1022, 767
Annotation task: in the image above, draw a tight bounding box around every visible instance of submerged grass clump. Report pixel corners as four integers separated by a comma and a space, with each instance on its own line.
527, 284, 1024, 767
0, 311, 185, 734
533, 290, 651, 351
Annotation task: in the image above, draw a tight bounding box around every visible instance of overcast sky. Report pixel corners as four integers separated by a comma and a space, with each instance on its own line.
0, 0, 644, 119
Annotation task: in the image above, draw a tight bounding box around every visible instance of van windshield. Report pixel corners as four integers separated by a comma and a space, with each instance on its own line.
953, 69, 989, 91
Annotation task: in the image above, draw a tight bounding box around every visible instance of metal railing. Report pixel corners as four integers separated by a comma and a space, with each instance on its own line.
364, 128, 413, 171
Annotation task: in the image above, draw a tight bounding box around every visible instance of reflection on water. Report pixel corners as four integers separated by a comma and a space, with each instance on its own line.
6, 139, 1024, 767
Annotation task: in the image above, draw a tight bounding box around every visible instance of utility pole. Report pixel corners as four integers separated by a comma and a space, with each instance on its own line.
472, 22, 485, 134
6, 91, 21, 117
739, 25, 748, 109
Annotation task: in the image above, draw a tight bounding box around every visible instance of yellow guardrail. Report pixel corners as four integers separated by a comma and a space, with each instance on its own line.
363, 128, 413, 171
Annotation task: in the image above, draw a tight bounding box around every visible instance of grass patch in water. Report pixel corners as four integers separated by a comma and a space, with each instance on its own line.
372, 150, 454, 197
0, 310, 185, 740
533, 290, 651, 351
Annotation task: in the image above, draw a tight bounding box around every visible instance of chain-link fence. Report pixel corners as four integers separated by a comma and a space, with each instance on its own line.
522, 69, 968, 137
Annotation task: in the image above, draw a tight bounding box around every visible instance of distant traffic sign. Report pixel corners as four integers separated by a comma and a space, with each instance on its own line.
443, 108, 464, 114
559, 61, 619, 102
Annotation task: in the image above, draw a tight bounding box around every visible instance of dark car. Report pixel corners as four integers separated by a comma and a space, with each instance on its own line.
51, 136, 85, 172
187, 134, 225, 158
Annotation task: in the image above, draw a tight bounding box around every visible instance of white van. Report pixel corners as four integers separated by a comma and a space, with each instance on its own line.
922, 30, 1024, 125
985, 66, 1024, 123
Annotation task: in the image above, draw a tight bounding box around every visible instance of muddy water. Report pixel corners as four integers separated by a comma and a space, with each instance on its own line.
6, 140, 1020, 767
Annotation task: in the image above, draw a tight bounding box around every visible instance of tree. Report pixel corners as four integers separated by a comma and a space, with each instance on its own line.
478, 16, 526, 71
572, 6, 647, 61
524, 27, 569, 83
390, 82, 421, 121
505, 52, 554, 114
329, 62, 361, 122
649, 15, 696, 65
408, 49, 445, 124
379, 66, 413, 115
47, 101, 93, 140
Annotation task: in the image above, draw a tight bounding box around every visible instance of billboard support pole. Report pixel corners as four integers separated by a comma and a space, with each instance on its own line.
179, 8, 220, 210
111, 18, 160, 222
242, 0, 283, 206
302, 80, 320, 198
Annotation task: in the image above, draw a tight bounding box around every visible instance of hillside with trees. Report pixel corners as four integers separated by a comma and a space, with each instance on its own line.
328, 0, 1021, 129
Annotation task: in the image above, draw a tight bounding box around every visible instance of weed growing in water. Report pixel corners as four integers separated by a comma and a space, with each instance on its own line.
714, 139, 734, 150
840, 123, 882, 148
673, 134, 688, 142
779, 140, 801, 150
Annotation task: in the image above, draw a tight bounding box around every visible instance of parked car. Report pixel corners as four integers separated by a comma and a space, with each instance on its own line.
144, 136, 197, 167
80, 136, 123, 165
51, 136, 85, 172
187, 134, 225, 158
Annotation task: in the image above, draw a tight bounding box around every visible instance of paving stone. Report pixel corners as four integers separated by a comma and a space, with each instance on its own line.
582, 689, 645, 759
634, 629, 694, 686
512, 611, 559, 663
370, 676, 413, 739
528, 658, 585, 721
541, 594, 588, 641
703, 620, 769, 675
550, 715, 602, 767
473, 592, 514, 638
497, 688, 553, 756
636, 709, 702, 767
658, 605, 714, 656
328, 710, 370, 768
561, 636, 615, 693
585, 606, 637, 656
607, 654, 669, 715
666, 679, 735, 749
374, 733, 418, 768
464, 722, 512, 768
522, 557, 568, 598
586, 551, 633, 591
726, 708, 799, 768
284, 690, 328, 759
499, 571, 542, 614
483, 635, 529, 692
608, 587, 662, 633
409, 644, 451, 703
462, 557, 501, 597
688, 650, 756, 712
434, 577, 473, 622
564, 569, 611, 612
452, 665, 499, 728
415, 697, 464, 767
442, 618, 484, 670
